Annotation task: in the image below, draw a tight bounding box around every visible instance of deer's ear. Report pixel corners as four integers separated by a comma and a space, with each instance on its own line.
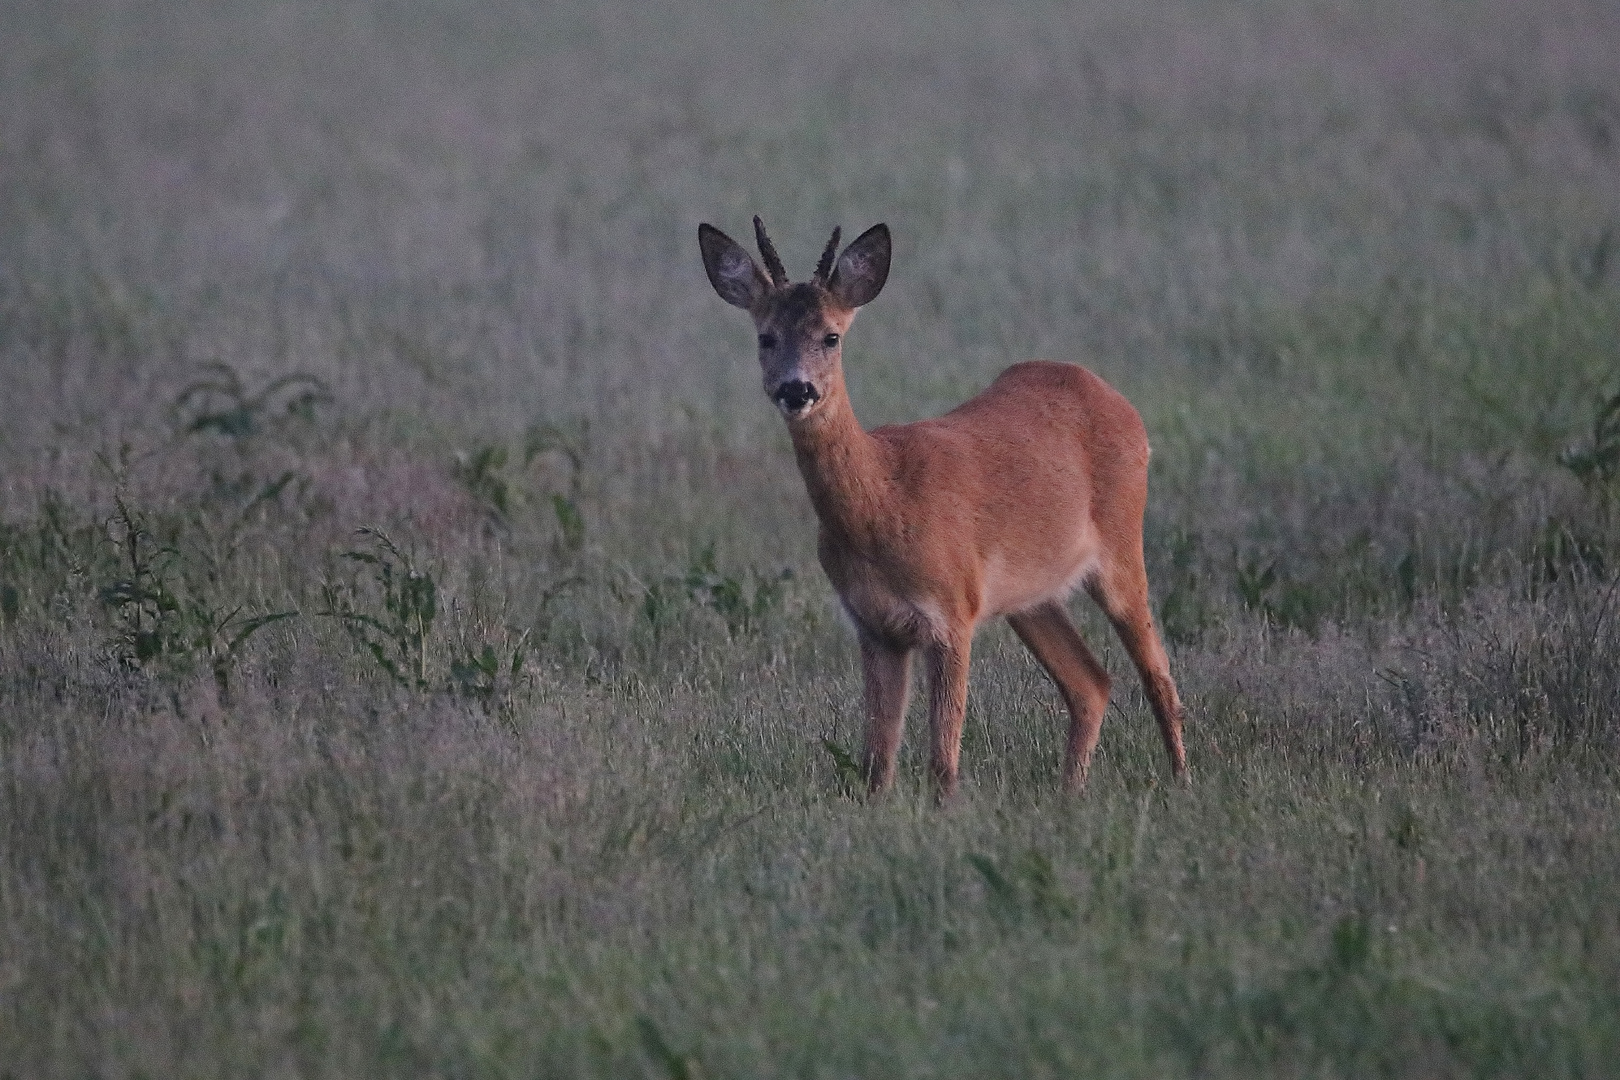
699, 223, 771, 310
828, 223, 890, 309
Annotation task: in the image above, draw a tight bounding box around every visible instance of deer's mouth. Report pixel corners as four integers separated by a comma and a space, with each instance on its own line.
772, 379, 822, 417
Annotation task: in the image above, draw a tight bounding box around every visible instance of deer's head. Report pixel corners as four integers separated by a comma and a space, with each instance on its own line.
699, 218, 890, 420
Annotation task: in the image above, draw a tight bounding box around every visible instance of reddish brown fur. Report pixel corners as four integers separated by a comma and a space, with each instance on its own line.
699, 220, 1187, 797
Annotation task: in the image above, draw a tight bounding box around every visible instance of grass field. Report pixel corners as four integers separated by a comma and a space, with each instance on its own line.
3, 1, 1619, 1076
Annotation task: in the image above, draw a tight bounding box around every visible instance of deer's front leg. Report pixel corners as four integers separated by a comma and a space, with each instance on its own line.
858, 632, 912, 794
925, 634, 972, 800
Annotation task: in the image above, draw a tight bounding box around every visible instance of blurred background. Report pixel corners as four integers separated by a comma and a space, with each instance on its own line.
4, 0, 1618, 591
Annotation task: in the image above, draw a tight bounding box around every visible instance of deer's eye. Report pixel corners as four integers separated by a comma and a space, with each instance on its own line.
759, 333, 778, 349
823, 333, 840, 348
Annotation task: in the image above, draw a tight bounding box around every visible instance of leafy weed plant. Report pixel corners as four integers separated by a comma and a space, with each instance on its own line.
98, 493, 296, 696
320, 527, 440, 689
641, 542, 791, 640
170, 361, 329, 441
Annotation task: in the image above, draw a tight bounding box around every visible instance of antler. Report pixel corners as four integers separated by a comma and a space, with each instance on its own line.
753, 216, 789, 287
813, 226, 842, 285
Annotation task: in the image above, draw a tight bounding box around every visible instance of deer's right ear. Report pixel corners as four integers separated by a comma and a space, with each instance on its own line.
699, 224, 771, 310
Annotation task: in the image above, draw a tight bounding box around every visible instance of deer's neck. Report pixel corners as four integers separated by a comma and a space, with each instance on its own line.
786, 382, 890, 545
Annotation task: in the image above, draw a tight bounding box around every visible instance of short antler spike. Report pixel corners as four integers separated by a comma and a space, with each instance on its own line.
813, 226, 843, 285
753, 216, 789, 287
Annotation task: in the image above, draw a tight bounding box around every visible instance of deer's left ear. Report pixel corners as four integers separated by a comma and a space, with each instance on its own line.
828, 223, 891, 309
699, 223, 771, 310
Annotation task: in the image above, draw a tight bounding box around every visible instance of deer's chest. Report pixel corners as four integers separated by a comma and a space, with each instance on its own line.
817, 530, 951, 648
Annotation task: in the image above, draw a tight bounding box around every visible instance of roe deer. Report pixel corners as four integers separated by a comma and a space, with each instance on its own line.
698, 217, 1188, 797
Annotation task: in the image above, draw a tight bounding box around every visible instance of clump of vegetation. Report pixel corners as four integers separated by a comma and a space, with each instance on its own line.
98, 492, 296, 697
319, 527, 538, 719
1558, 385, 1620, 499
453, 421, 589, 549
640, 542, 791, 640
966, 849, 1077, 925
170, 362, 329, 442
321, 527, 441, 689
82, 447, 302, 697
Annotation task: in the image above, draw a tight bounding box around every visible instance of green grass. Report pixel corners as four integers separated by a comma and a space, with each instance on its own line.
2, 0, 1619, 1076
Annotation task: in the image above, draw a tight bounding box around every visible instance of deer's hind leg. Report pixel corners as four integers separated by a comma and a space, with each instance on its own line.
1008, 601, 1114, 791
1088, 554, 1189, 781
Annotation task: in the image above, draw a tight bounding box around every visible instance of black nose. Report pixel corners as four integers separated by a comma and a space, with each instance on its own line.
772, 380, 821, 413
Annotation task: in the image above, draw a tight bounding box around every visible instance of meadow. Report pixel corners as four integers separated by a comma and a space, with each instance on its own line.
2, 1, 1619, 1075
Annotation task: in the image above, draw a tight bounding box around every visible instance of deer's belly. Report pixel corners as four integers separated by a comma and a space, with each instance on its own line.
978, 545, 1101, 618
